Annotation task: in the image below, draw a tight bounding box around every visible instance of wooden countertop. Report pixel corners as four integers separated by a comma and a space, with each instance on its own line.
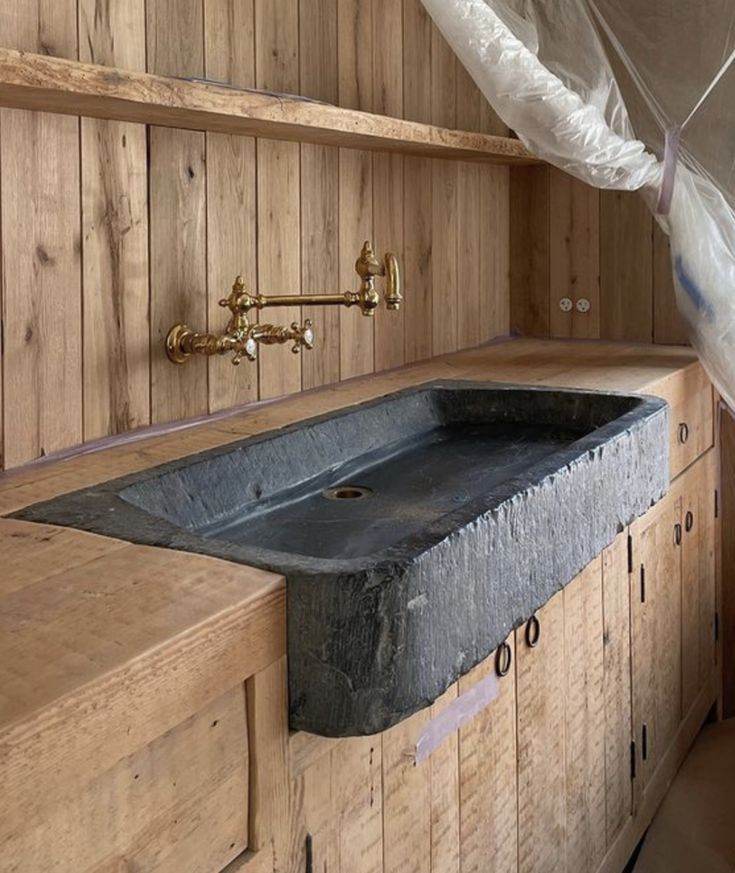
0, 337, 702, 825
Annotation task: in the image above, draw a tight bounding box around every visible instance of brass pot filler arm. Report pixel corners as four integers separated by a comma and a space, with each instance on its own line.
166, 241, 402, 365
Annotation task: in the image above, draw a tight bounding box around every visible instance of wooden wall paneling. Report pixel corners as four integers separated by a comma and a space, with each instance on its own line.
721, 409, 735, 717
147, 0, 207, 424
373, 0, 405, 371
403, 0, 433, 363
480, 165, 511, 341
516, 591, 566, 873
338, 1, 374, 380
430, 25, 458, 356
456, 69, 483, 350
1, 108, 83, 468
0, 1, 80, 470
382, 708, 432, 873
246, 657, 290, 861
79, 0, 149, 440
458, 638, 518, 873
300, 0, 339, 390
653, 220, 688, 345
681, 478, 703, 716
429, 685, 461, 873
288, 745, 338, 872
204, 0, 258, 412
5, 686, 249, 872
563, 558, 606, 873
549, 169, 600, 339
599, 190, 653, 342
601, 532, 633, 846
332, 735, 384, 873
510, 165, 550, 338
255, 0, 302, 399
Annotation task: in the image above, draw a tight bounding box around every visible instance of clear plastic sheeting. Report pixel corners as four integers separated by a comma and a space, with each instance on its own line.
421, 0, 735, 410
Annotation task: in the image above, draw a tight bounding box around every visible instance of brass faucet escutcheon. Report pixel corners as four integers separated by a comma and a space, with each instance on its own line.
166, 241, 402, 366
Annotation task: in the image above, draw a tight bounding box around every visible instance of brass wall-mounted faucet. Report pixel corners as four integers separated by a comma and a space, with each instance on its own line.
166, 241, 402, 365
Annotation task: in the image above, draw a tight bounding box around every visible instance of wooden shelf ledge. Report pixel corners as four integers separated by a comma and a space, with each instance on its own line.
0, 48, 539, 165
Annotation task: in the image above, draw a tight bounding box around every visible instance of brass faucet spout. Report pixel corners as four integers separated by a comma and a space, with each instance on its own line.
165, 240, 401, 365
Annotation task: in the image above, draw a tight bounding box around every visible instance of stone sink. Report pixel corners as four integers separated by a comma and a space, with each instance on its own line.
15, 381, 669, 736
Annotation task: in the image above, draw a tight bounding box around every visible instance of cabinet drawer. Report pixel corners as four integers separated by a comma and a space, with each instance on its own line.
663, 363, 714, 479
5, 685, 249, 873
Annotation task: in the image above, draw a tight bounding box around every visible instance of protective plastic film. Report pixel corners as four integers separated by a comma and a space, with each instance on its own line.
421, 0, 735, 409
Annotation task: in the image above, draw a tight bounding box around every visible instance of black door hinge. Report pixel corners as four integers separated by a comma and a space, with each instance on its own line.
641, 723, 649, 761
715, 489, 720, 519
630, 740, 637, 779
640, 566, 646, 604
627, 533, 634, 574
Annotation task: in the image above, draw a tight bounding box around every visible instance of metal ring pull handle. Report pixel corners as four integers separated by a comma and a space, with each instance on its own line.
678, 422, 690, 445
685, 510, 695, 532
525, 615, 541, 648
495, 641, 513, 677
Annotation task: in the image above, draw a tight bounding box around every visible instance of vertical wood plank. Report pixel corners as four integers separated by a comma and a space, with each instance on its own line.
681, 480, 702, 717
510, 166, 550, 338
456, 68, 482, 350
549, 170, 600, 339
1, 110, 82, 467
697, 452, 718, 691
402, 0, 433, 363
149, 127, 208, 423
147, 0, 207, 424
333, 736, 384, 873
373, 0, 405, 371
300, 0, 339, 390
721, 411, 735, 717
601, 532, 633, 847
205, 0, 257, 411
458, 638, 518, 873
1, 0, 80, 469
653, 221, 688, 345
256, 0, 301, 399
246, 658, 289, 861
382, 709, 431, 873
429, 685, 460, 873
517, 591, 566, 873
600, 191, 653, 342
430, 26, 458, 355
288, 747, 337, 872
79, 0, 149, 439
338, 1, 374, 381
481, 165, 511, 342
563, 558, 606, 873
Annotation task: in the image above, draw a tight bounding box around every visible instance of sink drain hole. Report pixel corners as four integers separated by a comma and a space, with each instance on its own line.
322, 485, 373, 501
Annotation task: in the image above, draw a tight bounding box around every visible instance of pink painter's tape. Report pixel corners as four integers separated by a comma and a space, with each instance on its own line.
656, 125, 681, 216
413, 671, 499, 765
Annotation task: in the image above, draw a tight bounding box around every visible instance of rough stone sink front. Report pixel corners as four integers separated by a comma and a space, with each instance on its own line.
15, 381, 669, 736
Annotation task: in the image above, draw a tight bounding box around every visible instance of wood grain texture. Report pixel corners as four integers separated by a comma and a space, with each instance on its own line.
510, 165, 550, 337
458, 638, 518, 873
564, 558, 606, 873
429, 685, 461, 873
600, 190, 653, 342
481, 164, 511, 340
549, 169, 600, 339
602, 532, 633, 846
0, 517, 284, 842
4, 686, 249, 873
300, 0, 340, 390
1, 109, 82, 467
722, 410, 735, 717
516, 591, 566, 873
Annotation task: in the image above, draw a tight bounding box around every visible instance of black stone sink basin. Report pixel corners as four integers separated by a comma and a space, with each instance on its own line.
14, 382, 669, 736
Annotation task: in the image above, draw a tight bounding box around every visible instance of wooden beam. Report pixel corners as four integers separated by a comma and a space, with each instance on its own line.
0, 48, 538, 165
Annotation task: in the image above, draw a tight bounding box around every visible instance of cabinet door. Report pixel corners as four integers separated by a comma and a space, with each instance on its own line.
630, 493, 683, 797
517, 591, 566, 873
459, 636, 518, 873
680, 450, 718, 717
563, 557, 606, 873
